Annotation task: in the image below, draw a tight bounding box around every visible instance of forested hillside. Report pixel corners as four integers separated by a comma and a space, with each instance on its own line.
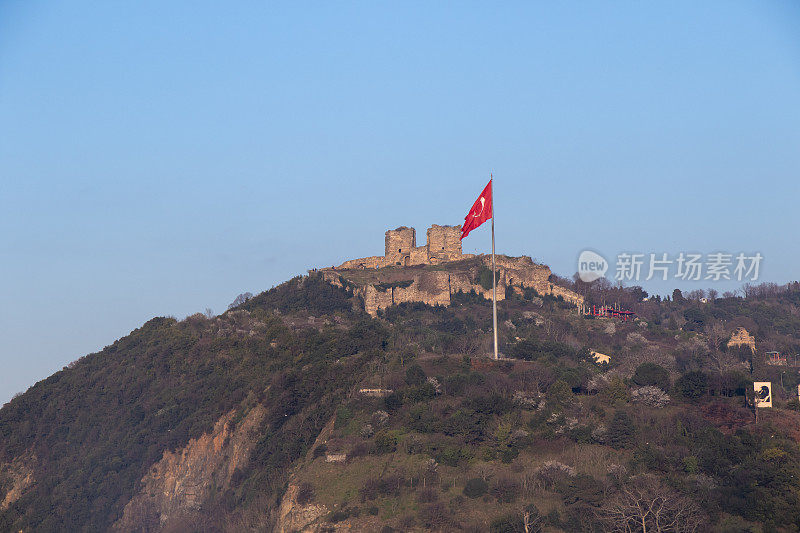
2, 272, 800, 532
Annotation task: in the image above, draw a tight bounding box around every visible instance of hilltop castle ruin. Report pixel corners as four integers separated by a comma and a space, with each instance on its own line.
337, 225, 474, 270
322, 224, 584, 316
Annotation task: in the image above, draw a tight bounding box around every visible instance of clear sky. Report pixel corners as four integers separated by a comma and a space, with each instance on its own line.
2, 1, 799, 404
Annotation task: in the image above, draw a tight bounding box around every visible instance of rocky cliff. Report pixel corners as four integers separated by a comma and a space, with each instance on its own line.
113, 404, 266, 531
0, 455, 34, 512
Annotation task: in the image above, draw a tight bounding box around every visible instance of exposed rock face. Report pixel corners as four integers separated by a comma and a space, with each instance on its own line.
113, 405, 266, 532
728, 327, 756, 353
275, 483, 329, 533
0, 455, 34, 512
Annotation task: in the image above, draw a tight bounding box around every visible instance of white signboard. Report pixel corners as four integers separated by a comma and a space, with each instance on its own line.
754, 382, 772, 408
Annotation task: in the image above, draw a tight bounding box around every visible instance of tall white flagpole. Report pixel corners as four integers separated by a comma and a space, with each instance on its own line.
491, 175, 498, 360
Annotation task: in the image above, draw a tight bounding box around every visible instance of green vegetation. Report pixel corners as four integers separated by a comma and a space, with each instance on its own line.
2, 275, 800, 531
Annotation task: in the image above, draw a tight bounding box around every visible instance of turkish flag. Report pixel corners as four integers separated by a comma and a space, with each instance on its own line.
460, 179, 493, 240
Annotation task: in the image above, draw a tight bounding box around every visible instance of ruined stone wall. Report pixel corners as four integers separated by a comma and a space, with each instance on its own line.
486, 255, 551, 294
359, 271, 506, 315
328, 224, 584, 314
363, 285, 396, 315
426, 225, 463, 263
728, 327, 756, 353
337, 256, 385, 270
550, 285, 585, 306
384, 227, 416, 264
409, 247, 429, 266
449, 272, 504, 301
393, 271, 452, 308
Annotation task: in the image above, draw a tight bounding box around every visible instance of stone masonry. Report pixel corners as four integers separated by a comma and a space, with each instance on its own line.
323, 225, 584, 316
727, 327, 756, 353
338, 225, 472, 269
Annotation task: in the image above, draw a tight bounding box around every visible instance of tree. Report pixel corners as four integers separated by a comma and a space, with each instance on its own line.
631, 386, 670, 408
682, 308, 706, 331
703, 321, 727, 352
597, 474, 705, 532
546, 379, 573, 410
632, 363, 670, 391
607, 411, 636, 449
227, 292, 253, 310
675, 371, 708, 400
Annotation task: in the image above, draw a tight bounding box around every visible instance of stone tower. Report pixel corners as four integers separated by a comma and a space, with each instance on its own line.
426, 225, 462, 263
384, 227, 416, 265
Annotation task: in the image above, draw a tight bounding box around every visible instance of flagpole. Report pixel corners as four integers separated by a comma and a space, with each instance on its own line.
491, 175, 498, 360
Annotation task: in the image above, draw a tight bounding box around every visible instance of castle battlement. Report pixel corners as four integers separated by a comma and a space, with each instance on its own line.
337, 224, 475, 270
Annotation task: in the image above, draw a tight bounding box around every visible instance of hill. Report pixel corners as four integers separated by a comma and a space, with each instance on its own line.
2, 271, 800, 532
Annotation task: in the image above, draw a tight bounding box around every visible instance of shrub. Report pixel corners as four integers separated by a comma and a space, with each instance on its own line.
296, 482, 315, 505
334, 406, 352, 429
405, 381, 437, 403
384, 391, 403, 412
437, 445, 468, 467
417, 486, 438, 503
419, 502, 452, 529
632, 362, 671, 390
360, 478, 380, 501
407, 405, 438, 432
463, 477, 489, 498
561, 474, 603, 506
349, 441, 372, 459
490, 514, 523, 533
491, 476, 521, 503
569, 425, 593, 444
405, 364, 427, 386
441, 408, 485, 441
374, 431, 398, 454
312, 444, 328, 459
328, 506, 359, 523
536, 461, 576, 489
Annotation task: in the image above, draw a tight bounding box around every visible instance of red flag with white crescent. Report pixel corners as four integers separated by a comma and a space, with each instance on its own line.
460, 179, 493, 240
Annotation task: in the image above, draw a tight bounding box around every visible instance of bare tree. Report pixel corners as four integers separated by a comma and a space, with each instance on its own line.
704, 320, 727, 352
227, 292, 254, 310
520, 505, 543, 533
597, 475, 705, 533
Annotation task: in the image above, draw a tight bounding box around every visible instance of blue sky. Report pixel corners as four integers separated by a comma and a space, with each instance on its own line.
1, 1, 799, 403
